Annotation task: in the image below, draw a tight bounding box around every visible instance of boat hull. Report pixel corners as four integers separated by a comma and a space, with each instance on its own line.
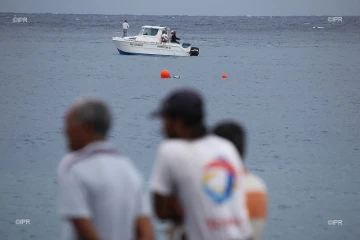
112, 38, 192, 57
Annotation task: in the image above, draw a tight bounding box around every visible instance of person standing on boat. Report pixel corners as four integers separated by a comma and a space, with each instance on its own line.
161, 30, 169, 43
170, 30, 181, 44
123, 20, 129, 37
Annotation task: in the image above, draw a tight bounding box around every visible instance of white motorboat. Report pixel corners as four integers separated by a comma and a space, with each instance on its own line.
112, 26, 199, 57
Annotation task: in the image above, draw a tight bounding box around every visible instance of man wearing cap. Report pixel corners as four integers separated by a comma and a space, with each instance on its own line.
170, 30, 181, 44
58, 98, 154, 240
149, 88, 253, 240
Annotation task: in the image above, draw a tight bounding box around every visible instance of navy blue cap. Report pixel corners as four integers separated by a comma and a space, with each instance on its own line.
151, 88, 204, 121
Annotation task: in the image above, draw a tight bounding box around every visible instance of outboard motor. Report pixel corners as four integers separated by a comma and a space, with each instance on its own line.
190, 47, 199, 56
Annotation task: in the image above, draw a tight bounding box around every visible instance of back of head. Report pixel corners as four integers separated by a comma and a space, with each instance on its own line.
151, 88, 207, 139
73, 98, 112, 138
152, 88, 205, 124
213, 121, 246, 160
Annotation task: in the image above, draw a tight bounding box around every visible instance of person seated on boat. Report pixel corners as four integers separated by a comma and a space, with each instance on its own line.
161, 30, 168, 43
170, 30, 181, 44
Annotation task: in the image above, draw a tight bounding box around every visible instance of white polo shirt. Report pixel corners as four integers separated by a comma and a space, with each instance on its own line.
150, 135, 253, 240
123, 22, 129, 29
58, 141, 149, 240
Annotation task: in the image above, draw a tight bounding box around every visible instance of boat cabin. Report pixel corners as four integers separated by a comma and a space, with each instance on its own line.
135, 26, 169, 43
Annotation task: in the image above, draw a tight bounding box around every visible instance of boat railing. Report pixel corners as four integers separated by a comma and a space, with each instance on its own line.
113, 32, 124, 38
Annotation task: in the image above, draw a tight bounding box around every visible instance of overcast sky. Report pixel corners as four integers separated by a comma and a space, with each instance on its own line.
1, 0, 359, 16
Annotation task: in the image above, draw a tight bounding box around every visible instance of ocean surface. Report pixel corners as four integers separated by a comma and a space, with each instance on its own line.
0, 13, 359, 240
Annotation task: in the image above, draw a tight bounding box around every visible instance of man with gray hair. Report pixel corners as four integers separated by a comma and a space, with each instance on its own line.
58, 98, 154, 240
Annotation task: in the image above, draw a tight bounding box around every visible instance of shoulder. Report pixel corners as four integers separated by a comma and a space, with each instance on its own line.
120, 156, 143, 179
159, 135, 237, 151
57, 152, 76, 179
157, 139, 189, 153
112, 156, 144, 188
155, 140, 193, 166
57, 149, 91, 175
206, 134, 231, 145
57, 152, 91, 183
207, 135, 241, 155
59, 150, 141, 180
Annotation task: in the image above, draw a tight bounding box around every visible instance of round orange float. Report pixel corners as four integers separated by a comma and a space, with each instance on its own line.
161, 69, 171, 78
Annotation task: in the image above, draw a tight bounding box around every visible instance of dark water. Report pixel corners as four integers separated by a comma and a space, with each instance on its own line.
0, 13, 359, 240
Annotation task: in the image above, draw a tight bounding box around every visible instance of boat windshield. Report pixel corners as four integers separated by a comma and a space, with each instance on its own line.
141, 28, 159, 36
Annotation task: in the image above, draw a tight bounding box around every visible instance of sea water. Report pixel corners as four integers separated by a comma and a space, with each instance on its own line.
0, 13, 359, 239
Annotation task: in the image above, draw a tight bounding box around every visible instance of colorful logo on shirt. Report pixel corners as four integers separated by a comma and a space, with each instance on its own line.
202, 157, 237, 204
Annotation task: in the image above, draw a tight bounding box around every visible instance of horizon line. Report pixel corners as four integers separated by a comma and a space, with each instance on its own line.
2, 11, 359, 17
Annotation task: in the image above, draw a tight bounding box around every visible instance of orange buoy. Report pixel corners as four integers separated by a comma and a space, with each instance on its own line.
222, 74, 228, 78
161, 69, 171, 78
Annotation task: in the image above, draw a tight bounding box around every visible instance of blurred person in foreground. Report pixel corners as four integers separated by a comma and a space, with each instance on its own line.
214, 121, 268, 240
58, 98, 154, 240
149, 88, 253, 240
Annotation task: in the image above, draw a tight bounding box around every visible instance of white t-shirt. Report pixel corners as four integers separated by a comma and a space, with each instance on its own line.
58, 141, 149, 240
123, 22, 129, 29
150, 135, 253, 240
161, 33, 168, 42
